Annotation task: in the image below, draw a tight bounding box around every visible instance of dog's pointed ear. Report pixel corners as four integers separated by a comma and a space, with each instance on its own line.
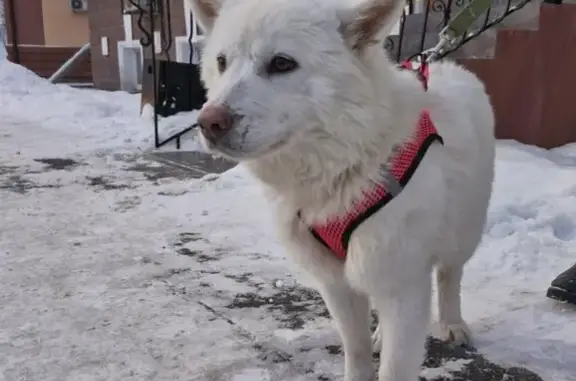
186, 0, 221, 34
339, 0, 404, 51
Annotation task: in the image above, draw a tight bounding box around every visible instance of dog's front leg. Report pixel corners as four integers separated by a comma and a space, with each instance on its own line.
436, 264, 472, 345
372, 272, 431, 381
319, 281, 375, 381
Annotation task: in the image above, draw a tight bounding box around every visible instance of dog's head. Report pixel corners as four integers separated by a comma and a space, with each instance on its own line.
190, 0, 404, 160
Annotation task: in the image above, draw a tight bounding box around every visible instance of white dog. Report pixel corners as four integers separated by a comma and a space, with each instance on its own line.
189, 0, 495, 379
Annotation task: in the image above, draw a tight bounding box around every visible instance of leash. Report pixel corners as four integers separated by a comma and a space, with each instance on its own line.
392, 0, 498, 212
405, 0, 496, 66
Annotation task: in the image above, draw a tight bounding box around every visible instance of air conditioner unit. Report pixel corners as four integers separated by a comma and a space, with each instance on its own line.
70, 0, 88, 12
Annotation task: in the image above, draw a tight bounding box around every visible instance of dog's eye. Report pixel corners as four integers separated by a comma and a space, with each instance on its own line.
267, 54, 298, 75
216, 54, 227, 73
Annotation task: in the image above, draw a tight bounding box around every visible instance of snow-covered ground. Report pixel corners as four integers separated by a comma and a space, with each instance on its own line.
0, 60, 575, 381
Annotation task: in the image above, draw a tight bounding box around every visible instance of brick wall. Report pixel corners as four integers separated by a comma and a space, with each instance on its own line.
6, 45, 92, 82
458, 3, 576, 149
88, 0, 124, 90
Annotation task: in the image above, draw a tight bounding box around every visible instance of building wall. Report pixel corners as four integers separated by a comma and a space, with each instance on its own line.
41, 0, 90, 46
89, 0, 188, 91
88, 0, 124, 90
458, 3, 576, 149
4, 0, 89, 47
4, 0, 45, 45
4, 0, 92, 82
6, 45, 92, 82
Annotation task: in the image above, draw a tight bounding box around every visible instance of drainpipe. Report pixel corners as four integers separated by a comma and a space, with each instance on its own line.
7, 0, 20, 63
49, 43, 90, 83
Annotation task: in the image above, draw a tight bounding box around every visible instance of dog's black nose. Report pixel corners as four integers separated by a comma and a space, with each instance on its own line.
198, 104, 233, 143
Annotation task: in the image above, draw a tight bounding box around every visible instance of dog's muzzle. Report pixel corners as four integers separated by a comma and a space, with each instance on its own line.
197, 104, 235, 145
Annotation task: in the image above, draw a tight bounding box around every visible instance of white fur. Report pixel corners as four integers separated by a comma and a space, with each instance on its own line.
190, 0, 496, 379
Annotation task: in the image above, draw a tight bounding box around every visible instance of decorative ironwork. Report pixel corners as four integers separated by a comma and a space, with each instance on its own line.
438, 0, 533, 58
429, 0, 455, 27
431, 0, 449, 13
123, 0, 205, 149
384, 0, 535, 63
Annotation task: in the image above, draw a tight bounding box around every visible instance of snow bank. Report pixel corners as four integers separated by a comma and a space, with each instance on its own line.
461, 140, 576, 379
0, 60, 203, 154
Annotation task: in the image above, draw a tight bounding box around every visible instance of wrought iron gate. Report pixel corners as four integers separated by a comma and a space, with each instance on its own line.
122, 0, 205, 149
122, 0, 536, 150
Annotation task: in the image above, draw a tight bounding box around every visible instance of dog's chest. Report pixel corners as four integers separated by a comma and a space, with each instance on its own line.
303, 112, 443, 259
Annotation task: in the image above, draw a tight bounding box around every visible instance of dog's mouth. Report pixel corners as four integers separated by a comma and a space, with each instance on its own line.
201, 128, 291, 161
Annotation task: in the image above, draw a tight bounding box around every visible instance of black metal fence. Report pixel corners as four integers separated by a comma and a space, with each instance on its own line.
125, 0, 535, 149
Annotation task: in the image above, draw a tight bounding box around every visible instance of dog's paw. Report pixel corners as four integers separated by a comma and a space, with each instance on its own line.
436, 321, 473, 346
344, 368, 376, 381
371, 323, 381, 353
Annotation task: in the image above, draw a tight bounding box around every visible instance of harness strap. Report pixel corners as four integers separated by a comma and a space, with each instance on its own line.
299, 59, 442, 260
382, 59, 431, 193
399, 59, 430, 91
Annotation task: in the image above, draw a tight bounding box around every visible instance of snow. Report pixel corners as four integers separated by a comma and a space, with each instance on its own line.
0, 60, 575, 381
0, 59, 204, 156
461, 140, 576, 378
420, 359, 473, 380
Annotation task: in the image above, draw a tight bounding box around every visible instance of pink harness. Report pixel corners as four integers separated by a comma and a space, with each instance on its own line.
303, 60, 443, 260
